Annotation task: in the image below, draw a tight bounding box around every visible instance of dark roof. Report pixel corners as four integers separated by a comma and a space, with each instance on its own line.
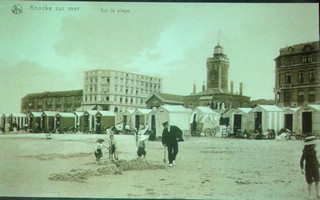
146, 92, 185, 104
22, 90, 83, 99
278, 41, 319, 57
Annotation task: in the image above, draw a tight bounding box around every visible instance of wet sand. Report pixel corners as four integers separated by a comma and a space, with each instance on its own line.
0, 133, 313, 199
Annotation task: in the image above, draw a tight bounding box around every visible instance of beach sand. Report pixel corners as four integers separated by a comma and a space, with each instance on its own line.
0, 133, 313, 199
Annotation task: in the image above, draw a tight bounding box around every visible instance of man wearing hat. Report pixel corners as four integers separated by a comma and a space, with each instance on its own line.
300, 136, 320, 199
94, 138, 108, 163
161, 121, 182, 167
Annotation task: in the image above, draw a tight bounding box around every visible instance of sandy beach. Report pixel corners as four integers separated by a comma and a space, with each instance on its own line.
0, 133, 315, 199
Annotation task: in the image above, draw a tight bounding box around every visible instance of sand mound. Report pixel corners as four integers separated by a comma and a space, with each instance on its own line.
49, 159, 165, 182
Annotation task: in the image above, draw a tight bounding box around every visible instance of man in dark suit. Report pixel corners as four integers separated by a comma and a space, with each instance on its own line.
161, 121, 182, 167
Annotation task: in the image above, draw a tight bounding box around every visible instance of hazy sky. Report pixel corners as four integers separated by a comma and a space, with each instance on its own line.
0, 1, 318, 113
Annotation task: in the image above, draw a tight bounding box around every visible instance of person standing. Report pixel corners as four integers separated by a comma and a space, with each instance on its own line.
161, 121, 182, 167
300, 136, 320, 199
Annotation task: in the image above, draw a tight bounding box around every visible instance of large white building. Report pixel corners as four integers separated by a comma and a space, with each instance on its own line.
82, 69, 162, 112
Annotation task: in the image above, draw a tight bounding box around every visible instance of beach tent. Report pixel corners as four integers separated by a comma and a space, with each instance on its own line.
123, 109, 135, 130
190, 106, 220, 134
229, 108, 252, 134
74, 112, 84, 132
9, 113, 28, 130
155, 105, 191, 137
55, 112, 76, 132
297, 104, 320, 136
96, 111, 116, 134
133, 108, 152, 130
1, 114, 10, 133
42, 111, 58, 132
29, 112, 43, 131
281, 107, 300, 133
147, 108, 157, 133
83, 110, 98, 133
248, 105, 283, 133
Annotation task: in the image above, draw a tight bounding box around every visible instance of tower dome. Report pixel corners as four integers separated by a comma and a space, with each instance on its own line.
214, 43, 224, 55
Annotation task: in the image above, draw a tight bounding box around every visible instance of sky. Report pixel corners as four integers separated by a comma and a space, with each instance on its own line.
0, 1, 318, 113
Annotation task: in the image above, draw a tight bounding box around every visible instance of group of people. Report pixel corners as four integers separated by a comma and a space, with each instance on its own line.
94, 121, 184, 168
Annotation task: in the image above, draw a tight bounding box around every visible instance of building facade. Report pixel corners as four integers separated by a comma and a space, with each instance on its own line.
274, 41, 320, 107
21, 90, 83, 113
146, 43, 251, 110
82, 69, 162, 112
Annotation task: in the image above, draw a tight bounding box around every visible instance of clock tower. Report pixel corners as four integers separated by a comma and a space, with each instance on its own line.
206, 43, 229, 93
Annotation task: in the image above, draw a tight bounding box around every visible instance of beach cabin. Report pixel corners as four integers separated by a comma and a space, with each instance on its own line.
83, 110, 98, 133
229, 108, 253, 134
248, 105, 283, 133
282, 107, 300, 133
133, 108, 152, 130
190, 106, 220, 135
1, 114, 10, 132
74, 112, 84, 132
155, 105, 191, 137
55, 112, 76, 133
96, 111, 116, 134
123, 109, 135, 130
297, 104, 320, 136
42, 111, 58, 132
29, 112, 43, 132
9, 113, 28, 131
148, 108, 157, 133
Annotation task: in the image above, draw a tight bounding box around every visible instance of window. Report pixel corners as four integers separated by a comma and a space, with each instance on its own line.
302, 55, 307, 63
120, 97, 123, 103
308, 55, 312, 63
298, 71, 304, 84
297, 91, 304, 106
285, 72, 291, 84
309, 70, 315, 82
309, 90, 315, 103
106, 96, 109, 101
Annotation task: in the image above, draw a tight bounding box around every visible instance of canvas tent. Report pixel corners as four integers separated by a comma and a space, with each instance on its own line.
133, 108, 152, 130
229, 108, 252, 134
9, 113, 28, 130
297, 104, 320, 136
123, 109, 135, 130
190, 106, 220, 134
29, 112, 43, 132
282, 107, 300, 133
55, 112, 76, 132
155, 105, 190, 137
42, 111, 58, 132
248, 105, 283, 133
83, 110, 98, 133
96, 111, 115, 134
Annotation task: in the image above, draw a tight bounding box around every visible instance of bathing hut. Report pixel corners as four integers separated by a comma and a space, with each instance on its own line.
297, 104, 320, 136
42, 111, 58, 132
190, 106, 220, 135
55, 112, 76, 133
96, 111, 115, 134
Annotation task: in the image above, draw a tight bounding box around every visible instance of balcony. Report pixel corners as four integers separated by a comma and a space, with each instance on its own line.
280, 84, 291, 90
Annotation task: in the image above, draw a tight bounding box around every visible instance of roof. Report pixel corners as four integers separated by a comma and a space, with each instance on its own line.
277, 41, 319, 57
236, 108, 252, 113
157, 105, 190, 113
252, 105, 283, 112
43, 111, 58, 117
30, 112, 43, 117
123, 109, 135, 116
281, 107, 301, 112
298, 104, 320, 112
97, 111, 115, 116
23, 90, 83, 99
56, 112, 76, 118
74, 112, 84, 117
10, 113, 27, 117
134, 108, 152, 115
84, 110, 98, 116
146, 92, 185, 104
193, 106, 219, 115
76, 105, 97, 112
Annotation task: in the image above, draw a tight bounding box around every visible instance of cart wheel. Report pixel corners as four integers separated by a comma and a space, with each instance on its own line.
183, 130, 191, 141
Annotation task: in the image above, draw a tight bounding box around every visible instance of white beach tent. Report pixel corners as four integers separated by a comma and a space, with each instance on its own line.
155, 105, 191, 137
281, 107, 300, 133
55, 112, 77, 131
42, 111, 58, 131
297, 104, 320, 136
229, 108, 252, 134
9, 113, 28, 129
248, 105, 284, 133
84, 110, 98, 132
190, 106, 220, 133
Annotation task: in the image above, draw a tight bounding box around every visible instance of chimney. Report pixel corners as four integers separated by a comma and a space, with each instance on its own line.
239, 82, 243, 96
230, 81, 234, 94
202, 81, 205, 92
193, 81, 196, 94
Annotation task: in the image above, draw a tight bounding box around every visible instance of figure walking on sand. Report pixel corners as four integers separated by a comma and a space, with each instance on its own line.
161, 121, 183, 167
94, 139, 108, 164
300, 136, 320, 199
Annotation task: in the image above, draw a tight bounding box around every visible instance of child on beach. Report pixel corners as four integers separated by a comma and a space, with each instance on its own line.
94, 139, 108, 163
300, 136, 320, 199
108, 134, 118, 161
137, 135, 148, 158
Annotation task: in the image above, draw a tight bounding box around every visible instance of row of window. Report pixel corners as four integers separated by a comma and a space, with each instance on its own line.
282, 91, 316, 104
85, 75, 161, 85
84, 95, 145, 105
278, 54, 315, 67
282, 69, 316, 84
